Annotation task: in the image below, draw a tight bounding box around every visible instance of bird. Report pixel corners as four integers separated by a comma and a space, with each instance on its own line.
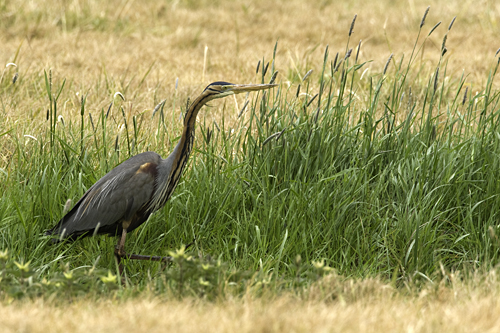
45, 81, 276, 277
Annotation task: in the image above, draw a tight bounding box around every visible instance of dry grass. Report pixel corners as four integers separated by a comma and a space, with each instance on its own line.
1, 0, 499, 127
2, 273, 500, 332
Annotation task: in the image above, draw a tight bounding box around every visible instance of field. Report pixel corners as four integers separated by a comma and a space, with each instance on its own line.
2, 0, 500, 331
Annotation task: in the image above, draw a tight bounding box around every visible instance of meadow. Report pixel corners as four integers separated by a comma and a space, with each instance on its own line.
2, 0, 500, 331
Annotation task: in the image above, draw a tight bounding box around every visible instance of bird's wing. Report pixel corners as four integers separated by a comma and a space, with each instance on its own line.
48, 152, 161, 237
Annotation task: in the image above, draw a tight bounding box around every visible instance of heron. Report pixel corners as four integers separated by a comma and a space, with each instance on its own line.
45, 81, 276, 277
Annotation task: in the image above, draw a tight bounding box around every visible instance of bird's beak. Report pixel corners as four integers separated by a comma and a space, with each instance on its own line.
225, 83, 277, 94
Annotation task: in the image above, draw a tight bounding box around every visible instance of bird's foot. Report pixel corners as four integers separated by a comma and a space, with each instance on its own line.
114, 247, 172, 264
125, 253, 172, 263
114, 245, 126, 257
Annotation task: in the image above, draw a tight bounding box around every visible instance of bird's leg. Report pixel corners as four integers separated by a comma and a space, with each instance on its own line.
124, 239, 197, 264
116, 227, 128, 256
114, 228, 128, 284
114, 227, 172, 264
115, 231, 198, 273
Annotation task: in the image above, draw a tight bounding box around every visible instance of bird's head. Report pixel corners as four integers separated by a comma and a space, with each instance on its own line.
202, 81, 277, 101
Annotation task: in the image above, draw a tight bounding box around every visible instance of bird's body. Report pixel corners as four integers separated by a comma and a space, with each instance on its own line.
48, 151, 161, 239
45, 81, 276, 278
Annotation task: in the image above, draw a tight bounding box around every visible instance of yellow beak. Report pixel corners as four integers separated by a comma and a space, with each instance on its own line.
226, 83, 278, 94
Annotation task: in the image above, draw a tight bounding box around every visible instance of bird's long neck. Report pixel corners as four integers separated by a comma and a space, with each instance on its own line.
184, 93, 211, 129
174, 93, 211, 165
151, 93, 211, 211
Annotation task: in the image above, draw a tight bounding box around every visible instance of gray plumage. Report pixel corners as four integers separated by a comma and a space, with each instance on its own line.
46, 152, 163, 239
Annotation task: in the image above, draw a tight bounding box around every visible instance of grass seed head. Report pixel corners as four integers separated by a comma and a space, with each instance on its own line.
448, 16, 456, 30
114, 91, 125, 101
420, 6, 430, 28
383, 53, 393, 75
262, 132, 281, 146
263, 62, 269, 76
307, 93, 318, 107
335, 58, 344, 72
441, 35, 448, 52
344, 48, 353, 60
462, 86, 469, 105
205, 127, 212, 144
428, 21, 441, 36
152, 99, 166, 118
314, 107, 321, 123
356, 40, 362, 62
105, 102, 112, 118
276, 127, 286, 140
89, 113, 95, 132
302, 69, 313, 82
269, 70, 278, 84
349, 14, 357, 36
433, 66, 440, 92
430, 125, 436, 142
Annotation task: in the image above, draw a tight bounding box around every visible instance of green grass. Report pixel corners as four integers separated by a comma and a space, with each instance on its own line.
2, 10, 500, 298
